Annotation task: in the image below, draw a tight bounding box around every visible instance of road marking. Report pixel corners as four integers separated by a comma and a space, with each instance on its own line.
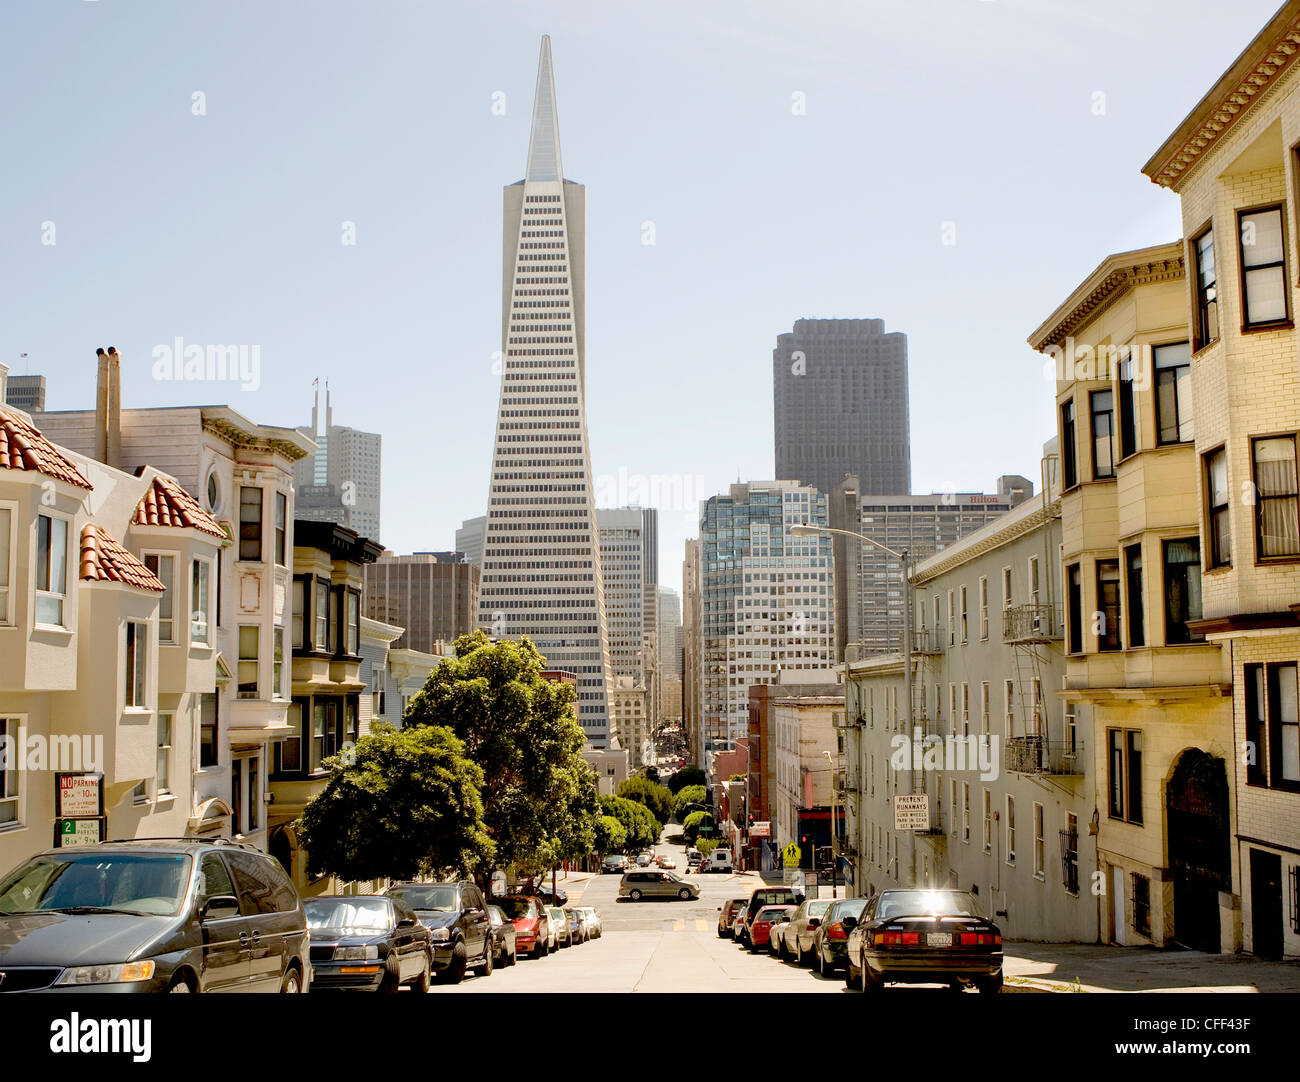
695, 920, 708, 932
672, 920, 684, 931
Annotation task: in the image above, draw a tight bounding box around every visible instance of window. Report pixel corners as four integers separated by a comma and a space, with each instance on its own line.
1118, 352, 1137, 459
199, 693, 218, 768
950, 779, 958, 836
346, 590, 360, 655
274, 492, 287, 566
156, 712, 172, 795
1029, 555, 1040, 608
1061, 814, 1080, 894
238, 625, 259, 699
314, 579, 329, 650
273, 626, 285, 698
1244, 663, 1300, 790
1004, 679, 1014, 737
276, 701, 304, 773
1163, 539, 1204, 644
1066, 564, 1083, 654
35, 514, 68, 626
144, 554, 175, 642
947, 590, 954, 645
239, 486, 262, 561
1091, 389, 1116, 479
0, 506, 13, 624
1131, 873, 1151, 936
980, 682, 990, 735
1001, 566, 1012, 609
1125, 544, 1145, 648
291, 578, 305, 649
1192, 227, 1218, 349
961, 683, 970, 736
1205, 447, 1232, 567
1108, 728, 1143, 823
1154, 342, 1194, 444
125, 622, 148, 707
1005, 795, 1016, 864
248, 756, 261, 832
191, 559, 211, 644
961, 782, 970, 842
982, 788, 992, 852
1096, 560, 1121, 652
1238, 205, 1289, 328
959, 585, 968, 643
1061, 399, 1078, 488
1033, 803, 1045, 877
231, 758, 242, 836
0, 717, 20, 826
1253, 436, 1300, 559
978, 577, 988, 640
329, 588, 341, 654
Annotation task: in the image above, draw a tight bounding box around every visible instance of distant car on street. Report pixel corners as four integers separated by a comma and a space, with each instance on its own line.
305, 895, 431, 993
602, 855, 629, 874
619, 870, 700, 902
577, 906, 602, 938
655, 855, 677, 869
748, 904, 796, 951
494, 895, 550, 958
486, 904, 518, 967
779, 898, 833, 966
636, 852, 654, 867
812, 897, 870, 976
717, 897, 747, 938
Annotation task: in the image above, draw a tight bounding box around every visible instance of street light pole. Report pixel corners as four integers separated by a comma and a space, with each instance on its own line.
823, 748, 837, 897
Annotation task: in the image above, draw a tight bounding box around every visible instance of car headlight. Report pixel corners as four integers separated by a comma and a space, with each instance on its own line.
332, 945, 379, 961
55, 961, 156, 986
429, 927, 450, 942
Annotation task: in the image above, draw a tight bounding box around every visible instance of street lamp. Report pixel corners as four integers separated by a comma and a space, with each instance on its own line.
823, 748, 838, 896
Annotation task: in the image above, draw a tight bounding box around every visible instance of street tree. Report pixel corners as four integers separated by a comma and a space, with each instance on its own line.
682, 810, 715, 844
296, 723, 492, 883
666, 765, 706, 794
600, 794, 659, 851
593, 815, 627, 856
672, 784, 709, 823
616, 775, 674, 829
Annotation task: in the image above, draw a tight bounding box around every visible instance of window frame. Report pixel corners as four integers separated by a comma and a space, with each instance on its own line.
1066, 563, 1083, 655
156, 711, 173, 796
1205, 445, 1232, 568
1162, 537, 1205, 645
1191, 223, 1219, 352
238, 485, 263, 562
198, 692, 219, 769
274, 491, 287, 567
1125, 543, 1145, 648
1005, 794, 1016, 865
0, 715, 24, 828
124, 620, 149, 709
1096, 558, 1122, 652
1090, 388, 1116, 480
142, 551, 176, 643
1251, 433, 1300, 563
1117, 349, 1138, 460
978, 576, 989, 640
1060, 398, 1078, 489
237, 624, 260, 700
0, 501, 15, 627
34, 511, 70, 629
1236, 202, 1292, 332
190, 557, 213, 646
1107, 726, 1144, 823
1153, 341, 1194, 446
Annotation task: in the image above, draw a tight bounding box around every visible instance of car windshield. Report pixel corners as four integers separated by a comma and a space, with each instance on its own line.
875, 890, 982, 919
387, 884, 458, 912
831, 898, 869, 921
756, 906, 790, 922
807, 900, 832, 918
0, 852, 191, 917
494, 897, 537, 919
486, 906, 504, 925
305, 898, 392, 932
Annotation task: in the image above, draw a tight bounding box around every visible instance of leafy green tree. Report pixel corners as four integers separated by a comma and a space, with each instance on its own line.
667, 765, 706, 794
695, 837, 720, 857
682, 810, 715, 845
402, 630, 592, 881
600, 794, 659, 851
544, 759, 600, 869
616, 776, 674, 829
297, 724, 492, 883
643, 765, 660, 783
672, 785, 708, 823
593, 815, 627, 856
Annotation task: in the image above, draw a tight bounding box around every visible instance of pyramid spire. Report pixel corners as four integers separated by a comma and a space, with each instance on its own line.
525, 35, 562, 182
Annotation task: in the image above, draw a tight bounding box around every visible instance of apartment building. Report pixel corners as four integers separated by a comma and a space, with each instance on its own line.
1138, 2, 1300, 958
609, 675, 650, 767
363, 550, 479, 653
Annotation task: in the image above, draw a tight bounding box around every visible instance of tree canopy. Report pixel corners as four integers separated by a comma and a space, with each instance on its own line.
666, 765, 706, 794
297, 723, 491, 883
672, 785, 709, 823
616, 775, 674, 829
599, 794, 659, 852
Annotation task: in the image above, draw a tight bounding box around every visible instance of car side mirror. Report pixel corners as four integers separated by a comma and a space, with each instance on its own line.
843, 916, 858, 930
808, 918, 821, 928
200, 895, 241, 921
398, 916, 417, 927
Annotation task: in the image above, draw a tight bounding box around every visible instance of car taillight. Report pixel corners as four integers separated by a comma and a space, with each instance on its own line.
959, 932, 1001, 946
874, 932, 899, 946
901, 932, 920, 945
827, 923, 847, 941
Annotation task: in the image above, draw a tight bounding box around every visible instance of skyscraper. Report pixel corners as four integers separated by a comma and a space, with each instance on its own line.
477, 37, 612, 747
773, 318, 911, 497
294, 383, 382, 541
364, 550, 480, 654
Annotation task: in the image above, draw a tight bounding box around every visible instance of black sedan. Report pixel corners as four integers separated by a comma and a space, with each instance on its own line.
486, 904, 518, 966
304, 896, 431, 992
811, 897, 870, 976
844, 889, 1003, 993
385, 881, 493, 983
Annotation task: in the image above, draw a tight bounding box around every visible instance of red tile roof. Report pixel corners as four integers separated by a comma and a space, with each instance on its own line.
0, 407, 93, 490
132, 474, 226, 538
80, 524, 166, 592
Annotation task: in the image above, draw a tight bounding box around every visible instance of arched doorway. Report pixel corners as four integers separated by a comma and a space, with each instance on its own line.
1166, 749, 1230, 952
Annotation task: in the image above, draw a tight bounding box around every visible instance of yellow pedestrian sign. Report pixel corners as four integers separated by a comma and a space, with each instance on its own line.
782, 842, 801, 867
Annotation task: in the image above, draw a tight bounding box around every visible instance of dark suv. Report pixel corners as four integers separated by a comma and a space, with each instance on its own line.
385, 880, 492, 983
0, 839, 309, 993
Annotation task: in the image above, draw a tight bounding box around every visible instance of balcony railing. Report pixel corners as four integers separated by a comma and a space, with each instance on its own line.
1004, 735, 1085, 776
910, 626, 946, 654
1002, 603, 1062, 643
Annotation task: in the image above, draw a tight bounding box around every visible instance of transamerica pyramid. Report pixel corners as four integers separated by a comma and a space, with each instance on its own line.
478, 36, 613, 747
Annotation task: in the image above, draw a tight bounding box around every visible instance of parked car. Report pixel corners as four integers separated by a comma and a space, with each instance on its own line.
385, 880, 493, 982
684, 848, 702, 867
565, 907, 585, 944
706, 849, 733, 873
748, 904, 796, 951
655, 855, 677, 870
535, 883, 568, 906
602, 855, 629, 874
619, 870, 700, 901
844, 889, 1003, 993
779, 898, 833, 966
717, 897, 748, 938
305, 895, 431, 992
548, 906, 572, 947
577, 906, 602, 938
0, 839, 309, 993
734, 886, 802, 948
486, 905, 518, 967
636, 852, 654, 867
494, 895, 550, 958
812, 897, 870, 976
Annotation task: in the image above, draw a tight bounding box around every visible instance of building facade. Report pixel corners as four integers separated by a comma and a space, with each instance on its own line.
363, 550, 479, 653
477, 37, 613, 748
455, 515, 486, 570
293, 383, 382, 542
773, 317, 911, 499
682, 538, 702, 767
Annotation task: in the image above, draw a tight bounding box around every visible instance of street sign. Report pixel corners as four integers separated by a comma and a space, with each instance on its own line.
490, 870, 507, 895
56, 772, 102, 818
749, 821, 771, 839
893, 793, 931, 831
782, 841, 801, 867
55, 817, 106, 848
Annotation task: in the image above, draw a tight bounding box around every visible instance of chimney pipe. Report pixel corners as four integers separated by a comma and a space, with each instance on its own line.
94, 347, 122, 468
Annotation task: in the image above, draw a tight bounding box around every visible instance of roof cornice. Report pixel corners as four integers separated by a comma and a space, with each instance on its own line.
1142, 3, 1300, 191
912, 497, 1061, 586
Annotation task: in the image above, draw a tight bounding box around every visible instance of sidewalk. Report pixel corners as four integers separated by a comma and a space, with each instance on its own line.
1004, 942, 1300, 993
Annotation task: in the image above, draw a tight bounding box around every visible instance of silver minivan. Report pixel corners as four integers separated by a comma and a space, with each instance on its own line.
619, 870, 700, 901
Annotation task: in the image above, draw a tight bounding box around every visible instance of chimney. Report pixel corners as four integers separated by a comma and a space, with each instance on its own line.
94, 347, 122, 467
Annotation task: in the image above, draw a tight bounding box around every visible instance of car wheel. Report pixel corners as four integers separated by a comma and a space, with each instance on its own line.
507, 945, 517, 966
861, 964, 882, 993
445, 941, 468, 984
793, 940, 803, 966
777, 938, 788, 961
815, 949, 825, 977
379, 953, 402, 993
678, 888, 690, 901
975, 973, 1003, 995
474, 941, 493, 978
410, 954, 431, 993
844, 960, 858, 991
629, 889, 642, 901
168, 972, 195, 993
279, 965, 303, 994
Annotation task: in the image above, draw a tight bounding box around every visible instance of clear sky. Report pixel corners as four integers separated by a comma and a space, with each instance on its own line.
1, 0, 1283, 589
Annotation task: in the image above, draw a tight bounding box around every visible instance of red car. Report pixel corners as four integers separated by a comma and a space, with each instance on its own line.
748, 904, 797, 951
493, 895, 551, 958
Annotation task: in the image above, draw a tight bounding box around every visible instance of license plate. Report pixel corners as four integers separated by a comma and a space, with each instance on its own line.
927, 933, 953, 947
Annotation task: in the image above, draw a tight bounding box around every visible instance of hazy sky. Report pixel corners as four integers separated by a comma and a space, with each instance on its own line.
2, 0, 1283, 590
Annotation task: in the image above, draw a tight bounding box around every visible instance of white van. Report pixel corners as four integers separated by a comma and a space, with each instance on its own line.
708, 849, 734, 873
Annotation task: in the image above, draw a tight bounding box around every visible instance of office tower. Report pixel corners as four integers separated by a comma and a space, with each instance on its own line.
293, 383, 382, 541
363, 551, 480, 654
773, 318, 911, 498
455, 515, 486, 569
477, 37, 612, 746
658, 587, 681, 677
682, 539, 702, 766
598, 508, 650, 684
5, 373, 46, 412
697, 481, 836, 751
